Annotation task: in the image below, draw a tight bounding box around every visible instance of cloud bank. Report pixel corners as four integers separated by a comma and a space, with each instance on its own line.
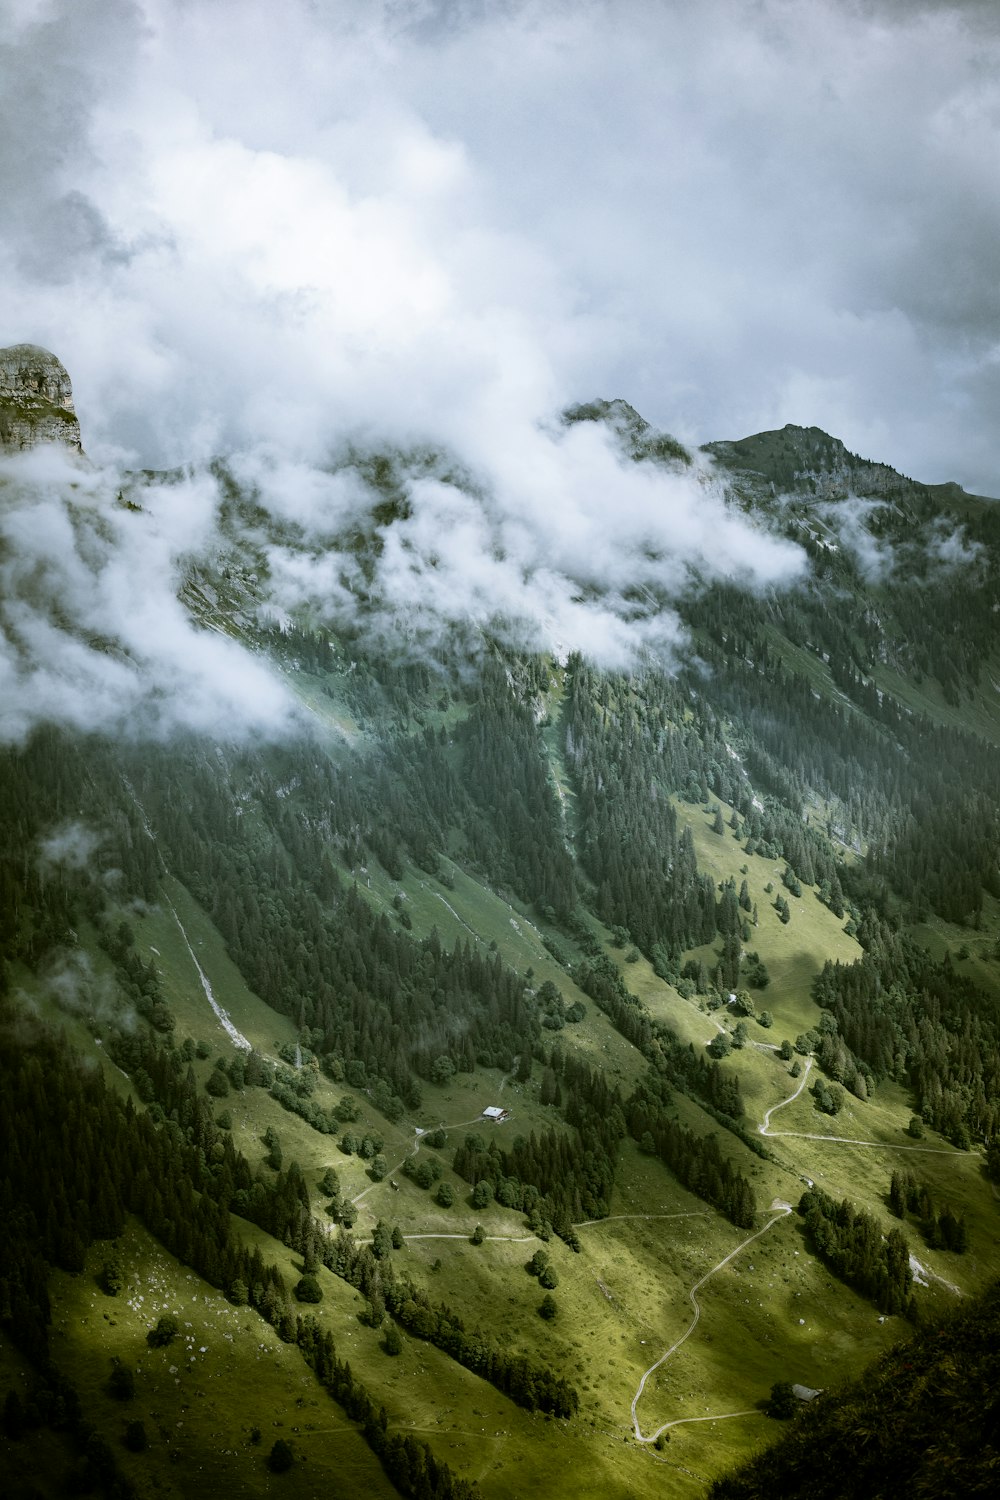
2, 0, 997, 742
3, 0, 1000, 490
0, 422, 804, 744
245, 420, 805, 666
0, 446, 297, 744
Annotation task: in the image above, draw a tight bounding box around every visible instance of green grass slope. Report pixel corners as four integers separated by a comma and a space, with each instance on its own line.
80, 813, 995, 1498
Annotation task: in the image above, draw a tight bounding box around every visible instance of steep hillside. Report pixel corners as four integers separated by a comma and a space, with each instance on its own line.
710, 1276, 1000, 1499
3, 384, 1000, 1499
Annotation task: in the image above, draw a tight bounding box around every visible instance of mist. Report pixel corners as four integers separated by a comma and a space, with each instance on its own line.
0, 415, 805, 744
4, 0, 998, 742
0, 445, 298, 745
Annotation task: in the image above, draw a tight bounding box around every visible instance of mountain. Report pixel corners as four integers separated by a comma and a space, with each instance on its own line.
2, 366, 1000, 1500
704, 422, 932, 501
0, 343, 82, 454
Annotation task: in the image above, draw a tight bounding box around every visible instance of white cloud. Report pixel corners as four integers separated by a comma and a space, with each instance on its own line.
37, 945, 124, 1028
243, 418, 805, 670
0, 446, 297, 744
3, 0, 998, 742
928, 520, 982, 568
0, 415, 806, 746
38, 820, 104, 872
2, 0, 999, 489
817, 496, 894, 581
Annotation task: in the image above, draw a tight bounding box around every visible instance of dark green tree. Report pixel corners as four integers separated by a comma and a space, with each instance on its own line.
767, 1381, 797, 1419
106, 1359, 135, 1400
267, 1438, 294, 1473
146, 1315, 179, 1348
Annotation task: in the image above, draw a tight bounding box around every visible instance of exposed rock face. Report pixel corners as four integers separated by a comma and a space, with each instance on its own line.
703, 424, 923, 503
0, 344, 82, 454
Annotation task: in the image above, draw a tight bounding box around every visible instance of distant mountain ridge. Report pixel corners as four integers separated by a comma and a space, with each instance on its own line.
565, 395, 994, 507
1, 342, 989, 513
702, 422, 998, 506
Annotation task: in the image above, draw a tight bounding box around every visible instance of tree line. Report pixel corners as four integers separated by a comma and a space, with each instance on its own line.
799, 1187, 915, 1317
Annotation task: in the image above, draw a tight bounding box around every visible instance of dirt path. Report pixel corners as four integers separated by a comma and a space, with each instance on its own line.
350, 1114, 498, 1207
647, 1408, 761, 1432
387, 1054, 969, 1443
759, 1055, 814, 1134
575, 1212, 711, 1229
402, 1233, 536, 1244
759, 1056, 967, 1155
629, 1201, 793, 1444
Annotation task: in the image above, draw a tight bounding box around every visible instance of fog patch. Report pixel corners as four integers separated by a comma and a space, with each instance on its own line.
38, 820, 104, 873
928, 521, 982, 569
0, 445, 299, 746
247, 424, 806, 671
40, 946, 123, 1030
1, 413, 808, 745
817, 497, 894, 582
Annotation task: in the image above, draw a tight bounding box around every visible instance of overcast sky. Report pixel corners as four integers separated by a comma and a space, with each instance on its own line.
3, 0, 1000, 747
1, 0, 999, 492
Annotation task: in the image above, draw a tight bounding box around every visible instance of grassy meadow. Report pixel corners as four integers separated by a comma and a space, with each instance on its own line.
16, 767, 998, 1500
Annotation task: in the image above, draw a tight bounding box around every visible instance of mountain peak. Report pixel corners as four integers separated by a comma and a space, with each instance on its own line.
562, 397, 691, 466
701, 423, 921, 501
0, 343, 82, 455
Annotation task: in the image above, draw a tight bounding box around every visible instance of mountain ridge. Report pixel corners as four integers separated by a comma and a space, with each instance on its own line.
4, 349, 1000, 1499
3, 342, 990, 516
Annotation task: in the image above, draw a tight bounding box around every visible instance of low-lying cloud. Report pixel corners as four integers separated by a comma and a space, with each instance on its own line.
5, 0, 997, 744
817, 497, 895, 582
38, 819, 105, 873
814, 495, 983, 583
0, 445, 298, 744
928, 522, 983, 569
0, 421, 805, 744
36, 945, 125, 1031
253, 420, 805, 666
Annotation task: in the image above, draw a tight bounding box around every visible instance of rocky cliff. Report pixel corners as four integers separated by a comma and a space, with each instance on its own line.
0, 343, 82, 454
702, 423, 923, 502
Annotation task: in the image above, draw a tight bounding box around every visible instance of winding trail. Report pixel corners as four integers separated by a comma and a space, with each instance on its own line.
350, 1114, 494, 1207
759, 1055, 814, 1134
629, 1048, 972, 1446
760, 1056, 967, 1155
629, 1202, 793, 1443
575, 1212, 711, 1229
402, 1233, 536, 1244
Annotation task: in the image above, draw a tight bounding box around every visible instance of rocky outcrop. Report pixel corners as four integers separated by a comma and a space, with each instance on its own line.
563, 397, 691, 466
0, 344, 82, 454
703, 424, 922, 503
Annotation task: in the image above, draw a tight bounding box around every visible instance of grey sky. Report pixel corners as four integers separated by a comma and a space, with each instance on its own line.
2, 0, 997, 745
2, 0, 999, 491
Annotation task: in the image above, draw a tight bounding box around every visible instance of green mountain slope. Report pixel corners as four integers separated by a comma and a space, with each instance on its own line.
4, 398, 1000, 1499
